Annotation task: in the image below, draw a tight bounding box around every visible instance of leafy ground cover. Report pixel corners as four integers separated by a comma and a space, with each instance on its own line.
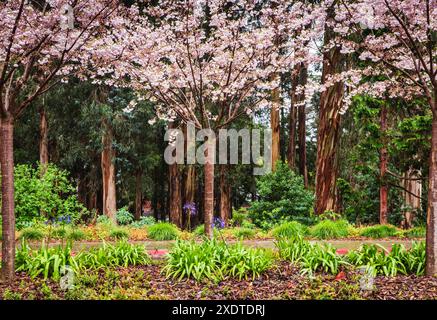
1, 262, 436, 300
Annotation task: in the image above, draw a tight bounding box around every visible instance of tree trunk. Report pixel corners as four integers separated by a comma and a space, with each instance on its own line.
219, 164, 231, 223
101, 119, 117, 222
169, 160, 182, 228
135, 169, 143, 221
271, 75, 281, 171
287, 98, 297, 170
0, 116, 16, 282
39, 106, 49, 166
183, 165, 196, 229
379, 105, 388, 224
297, 65, 308, 187
204, 156, 215, 238
403, 169, 421, 229
315, 14, 344, 215
426, 113, 437, 276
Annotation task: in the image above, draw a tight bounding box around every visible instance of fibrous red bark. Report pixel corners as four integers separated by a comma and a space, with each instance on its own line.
0, 116, 16, 281
315, 11, 344, 215
219, 164, 231, 223
379, 105, 388, 224
101, 118, 117, 222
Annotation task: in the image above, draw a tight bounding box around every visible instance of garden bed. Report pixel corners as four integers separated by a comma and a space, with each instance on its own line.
1, 262, 436, 300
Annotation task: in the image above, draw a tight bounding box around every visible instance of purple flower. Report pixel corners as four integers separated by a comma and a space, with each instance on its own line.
183, 202, 197, 216
212, 217, 225, 229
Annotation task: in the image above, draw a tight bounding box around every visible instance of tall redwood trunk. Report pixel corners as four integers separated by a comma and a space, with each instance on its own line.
403, 169, 422, 229
426, 112, 437, 276
379, 105, 388, 224
0, 116, 15, 281
297, 65, 308, 187
101, 119, 117, 222
135, 169, 143, 221
219, 164, 231, 223
39, 106, 49, 166
204, 144, 215, 237
287, 72, 297, 170
271, 75, 281, 171
315, 13, 344, 215
169, 160, 182, 227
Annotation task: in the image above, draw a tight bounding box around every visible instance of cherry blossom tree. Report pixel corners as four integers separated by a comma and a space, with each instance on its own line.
106, 0, 321, 237
330, 0, 436, 275
0, 0, 121, 282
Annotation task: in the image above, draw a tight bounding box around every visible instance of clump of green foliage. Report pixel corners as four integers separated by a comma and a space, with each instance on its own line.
19, 227, 45, 241
147, 222, 179, 240
77, 241, 151, 269
310, 220, 350, 239
232, 227, 256, 239
67, 229, 86, 241
249, 162, 314, 229
346, 242, 425, 276
131, 216, 156, 228
13, 164, 86, 229
109, 228, 129, 240
163, 239, 273, 281
116, 207, 134, 225
271, 221, 308, 239
359, 224, 399, 238
230, 208, 250, 227
15, 241, 78, 280
402, 226, 426, 238
276, 236, 346, 275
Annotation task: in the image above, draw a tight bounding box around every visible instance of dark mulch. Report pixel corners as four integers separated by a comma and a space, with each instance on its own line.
1, 262, 436, 300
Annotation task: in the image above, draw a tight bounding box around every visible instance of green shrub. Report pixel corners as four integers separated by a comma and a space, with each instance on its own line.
131, 216, 156, 227
271, 221, 308, 239
13, 164, 86, 228
109, 228, 129, 240
67, 229, 86, 241
241, 220, 256, 229
147, 222, 179, 240
221, 243, 274, 280
77, 241, 151, 269
402, 226, 426, 238
19, 227, 45, 241
248, 162, 314, 229
359, 224, 399, 238
230, 208, 248, 227
163, 240, 273, 281
276, 236, 346, 275
96, 215, 112, 225
310, 220, 350, 239
346, 242, 425, 276
15, 241, 78, 280
116, 207, 134, 225
51, 227, 68, 239
232, 227, 256, 239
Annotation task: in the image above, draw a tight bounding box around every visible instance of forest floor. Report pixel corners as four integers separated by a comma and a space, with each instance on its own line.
1, 262, 436, 300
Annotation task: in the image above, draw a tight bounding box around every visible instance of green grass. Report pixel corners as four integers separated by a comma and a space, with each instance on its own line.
271, 221, 308, 239
232, 227, 256, 239
359, 224, 399, 238
402, 226, 426, 238
67, 229, 87, 241
109, 228, 129, 240
147, 222, 179, 240
309, 220, 350, 239
50, 227, 68, 239
19, 227, 45, 241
